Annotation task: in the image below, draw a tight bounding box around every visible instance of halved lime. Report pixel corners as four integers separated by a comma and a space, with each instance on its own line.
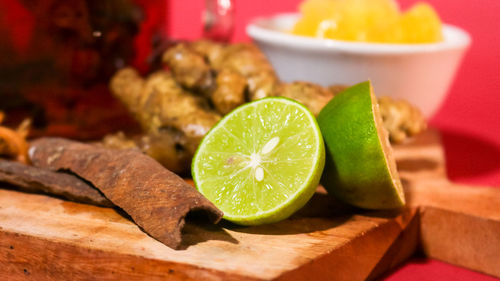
317, 81, 405, 209
192, 97, 325, 225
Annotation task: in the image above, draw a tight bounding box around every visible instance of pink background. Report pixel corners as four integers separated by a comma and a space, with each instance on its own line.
168, 0, 500, 280
0, 0, 498, 279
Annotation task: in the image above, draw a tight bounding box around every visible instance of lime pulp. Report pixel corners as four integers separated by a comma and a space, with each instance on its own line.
192, 97, 325, 225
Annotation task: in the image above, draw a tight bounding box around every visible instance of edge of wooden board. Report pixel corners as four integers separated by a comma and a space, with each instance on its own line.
0, 230, 258, 281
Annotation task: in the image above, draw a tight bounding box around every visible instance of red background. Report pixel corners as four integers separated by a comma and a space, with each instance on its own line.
1, 0, 498, 279
168, 0, 500, 280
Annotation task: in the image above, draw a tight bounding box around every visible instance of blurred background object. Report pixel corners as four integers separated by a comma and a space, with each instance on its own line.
0, 0, 233, 139
0, 0, 163, 139
203, 0, 234, 42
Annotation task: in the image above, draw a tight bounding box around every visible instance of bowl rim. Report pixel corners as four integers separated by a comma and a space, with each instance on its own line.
246, 13, 471, 55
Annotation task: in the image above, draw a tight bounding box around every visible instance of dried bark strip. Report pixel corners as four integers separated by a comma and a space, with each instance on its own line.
29, 138, 223, 249
0, 159, 112, 207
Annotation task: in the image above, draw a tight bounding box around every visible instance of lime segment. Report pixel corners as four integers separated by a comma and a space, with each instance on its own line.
192, 97, 325, 225
317, 81, 405, 209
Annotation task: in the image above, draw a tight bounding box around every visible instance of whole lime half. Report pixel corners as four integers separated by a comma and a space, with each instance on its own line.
317, 81, 405, 209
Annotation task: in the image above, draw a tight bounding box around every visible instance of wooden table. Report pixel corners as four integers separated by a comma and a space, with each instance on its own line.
1, 130, 499, 280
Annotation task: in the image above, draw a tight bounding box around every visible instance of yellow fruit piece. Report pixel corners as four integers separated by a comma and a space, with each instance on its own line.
292, 0, 443, 44
400, 3, 444, 43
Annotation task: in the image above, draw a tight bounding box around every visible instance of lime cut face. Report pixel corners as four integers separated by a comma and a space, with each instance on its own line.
192, 97, 325, 225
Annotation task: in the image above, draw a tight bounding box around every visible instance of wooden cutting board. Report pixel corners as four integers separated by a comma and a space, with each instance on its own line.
0, 130, 499, 281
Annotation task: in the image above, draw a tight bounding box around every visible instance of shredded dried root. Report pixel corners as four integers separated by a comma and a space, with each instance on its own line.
0, 112, 31, 164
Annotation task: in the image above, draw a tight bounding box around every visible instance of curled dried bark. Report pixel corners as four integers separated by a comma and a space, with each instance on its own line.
0, 159, 112, 207
29, 138, 223, 249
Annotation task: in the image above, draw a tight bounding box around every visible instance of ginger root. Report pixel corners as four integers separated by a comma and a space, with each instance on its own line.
218, 43, 278, 101
212, 68, 247, 114
111, 68, 220, 144
378, 96, 427, 143
110, 67, 221, 173
274, 82, 334, 116
162, 41, 279, 114
102, 130, 192, 174
162, 43, 214, 95
328, 84, 349, 96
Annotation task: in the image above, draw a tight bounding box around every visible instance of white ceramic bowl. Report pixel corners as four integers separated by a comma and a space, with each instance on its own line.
247, 13, 471, 117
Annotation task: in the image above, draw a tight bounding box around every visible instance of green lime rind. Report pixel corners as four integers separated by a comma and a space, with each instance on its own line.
192, 97, 325, 225
317, 81, 405, 210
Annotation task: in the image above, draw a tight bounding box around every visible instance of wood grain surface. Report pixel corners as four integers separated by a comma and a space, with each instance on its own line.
0, 130, 499, 280
396, 132, 500, 278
